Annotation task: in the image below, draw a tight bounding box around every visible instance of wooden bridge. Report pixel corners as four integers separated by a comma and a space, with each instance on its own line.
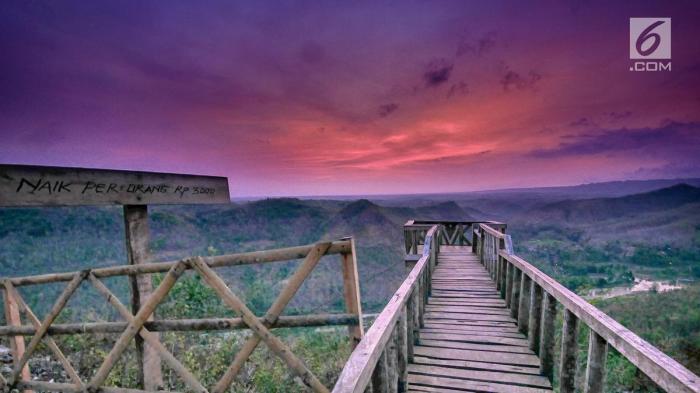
333, 221, 700, 393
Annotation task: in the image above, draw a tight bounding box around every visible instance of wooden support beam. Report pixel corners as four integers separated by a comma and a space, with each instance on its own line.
3, 285, 31, 392
5, 282, 82, 388
560, 309, 580, 393
191, 257, 329, 393
528, 282, 543, 354
584, 331, 608, 393
517, 273, 531, 334
88, 261, 187, 391
539, 292, 557, 380
341, 237, 364, 349
510, 268, 521, 320
213, 242, 331, 393
123, 204, 163, 391
88, 274, 208, 393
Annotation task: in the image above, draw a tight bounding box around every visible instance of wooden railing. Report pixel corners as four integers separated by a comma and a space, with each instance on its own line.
333, 225, 441, 393
0, 239, 364, 393
404, 220, 504, 255
476, 223, 700, 393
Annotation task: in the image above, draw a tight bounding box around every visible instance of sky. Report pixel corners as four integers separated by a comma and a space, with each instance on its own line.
1, 1, 699, 197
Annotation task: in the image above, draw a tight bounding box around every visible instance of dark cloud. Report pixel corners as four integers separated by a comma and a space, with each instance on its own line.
447, 81, 469, 98
500, 69, 542, 91
531, 121, 700, 160
456, 32, 496, 57
423, 59, 453, 87
605, 111, 633, 121
378, 103, 399, 117
569, 117, 595, 127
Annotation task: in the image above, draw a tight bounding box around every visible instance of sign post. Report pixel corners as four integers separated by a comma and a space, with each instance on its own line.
0, 164, 230, 390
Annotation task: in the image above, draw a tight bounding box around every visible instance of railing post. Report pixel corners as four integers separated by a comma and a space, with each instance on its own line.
3, 286, 31, 393
411, 284, 421, 342
510, 268, 521, 319
560, 309, 580, 393
479, 227, 485, 266
123, 204, 163, 391
539, 292, 557, 380
341, 237, 364, 349
471, 224, 478, 253
371, 348, 390, 393
505, 261, 513, 307
528, 282, 543, 354
517, 273, 531, 334
387, 326, 398, 392
584, 331, 608, 393
398, 308, 408, 392
411, 230, 417, 254
406, 290, 415, 362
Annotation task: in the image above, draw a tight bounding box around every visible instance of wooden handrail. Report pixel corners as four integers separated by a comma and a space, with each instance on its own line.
2, 240, 352, 286
478, 223, 506, 239
499, 250, 700, 393
474, 223, 700, 393
333, 225, 439, 393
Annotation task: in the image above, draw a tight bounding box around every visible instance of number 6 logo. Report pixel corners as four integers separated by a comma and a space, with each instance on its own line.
630, 18, 671, 59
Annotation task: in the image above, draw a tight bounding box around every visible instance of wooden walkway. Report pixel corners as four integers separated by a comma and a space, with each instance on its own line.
407, 246, 553, 393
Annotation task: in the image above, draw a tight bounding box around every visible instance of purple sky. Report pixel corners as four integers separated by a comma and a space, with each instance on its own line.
1, 1, 699, 197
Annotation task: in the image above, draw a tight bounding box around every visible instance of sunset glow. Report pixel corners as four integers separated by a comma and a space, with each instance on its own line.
2, 1, 699, 196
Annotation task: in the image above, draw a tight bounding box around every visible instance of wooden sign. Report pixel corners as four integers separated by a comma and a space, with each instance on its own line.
0, 164, 230, 206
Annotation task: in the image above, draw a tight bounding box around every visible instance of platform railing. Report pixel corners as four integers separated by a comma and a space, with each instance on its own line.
333, 225, 441, 393
0, 239, 364, 393
476, 223, 700, 393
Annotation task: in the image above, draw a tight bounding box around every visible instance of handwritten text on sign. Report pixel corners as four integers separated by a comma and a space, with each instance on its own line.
0, 165, 230, 206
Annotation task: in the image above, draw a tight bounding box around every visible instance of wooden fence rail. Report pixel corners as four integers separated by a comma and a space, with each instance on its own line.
475, 223, 700, 393
0, 238, 364, 393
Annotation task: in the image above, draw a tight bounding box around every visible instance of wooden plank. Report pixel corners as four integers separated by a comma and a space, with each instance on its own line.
408, 373, 552, 393
419, 340, 533, 355
425, 306, 510, 316
412, 356, 541, 375
123, 204, 162, 391
420, 332, 529, 347
420, 327, 525, 339
408, 364, 552, 389
424, 312, 515, 323
414, 345, 540, 366
0, 164, 229, 206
